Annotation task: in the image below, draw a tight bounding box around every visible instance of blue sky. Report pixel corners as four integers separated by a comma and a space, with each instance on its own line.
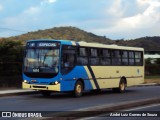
0, 0, 160, 39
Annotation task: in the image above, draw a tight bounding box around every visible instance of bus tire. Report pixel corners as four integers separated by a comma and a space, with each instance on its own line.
73, 81, 83, 97
41, 91, 51, 97
118, 78, 127, 93
112, 78, 126, 93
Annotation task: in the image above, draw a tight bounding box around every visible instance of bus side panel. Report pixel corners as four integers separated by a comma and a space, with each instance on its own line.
90, 66, 144, 89
60, 66, 94, 91
84, 66, 120, 89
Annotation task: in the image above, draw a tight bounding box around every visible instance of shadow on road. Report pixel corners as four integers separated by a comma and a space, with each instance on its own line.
30, 88, 138, 99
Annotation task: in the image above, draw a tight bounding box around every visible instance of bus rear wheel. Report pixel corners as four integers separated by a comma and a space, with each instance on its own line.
112, 78, 126, 93
73, 81, 83, 97
118, 78, 127, 93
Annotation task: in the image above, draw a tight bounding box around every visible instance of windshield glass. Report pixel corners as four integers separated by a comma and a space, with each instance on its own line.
24, 48, 59, 74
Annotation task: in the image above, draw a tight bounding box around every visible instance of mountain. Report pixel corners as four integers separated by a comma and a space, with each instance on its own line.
115, 37, 160, 51
0, 26, 160, 50
1, 26, 113, 44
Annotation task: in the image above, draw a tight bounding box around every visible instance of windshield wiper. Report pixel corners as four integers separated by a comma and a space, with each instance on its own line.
42, 53, 47, 66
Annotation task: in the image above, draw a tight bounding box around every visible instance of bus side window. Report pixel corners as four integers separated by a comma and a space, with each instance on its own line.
90, 48, 99, 65
129, 51, 135, 65
112, 50, 121, 65
77, 47, 88, 65
135, 52, 143, 66
122, 51, 128, 65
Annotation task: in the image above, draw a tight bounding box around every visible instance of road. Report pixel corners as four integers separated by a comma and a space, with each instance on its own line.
82, 104, 160, 120
0, 86, 159, 112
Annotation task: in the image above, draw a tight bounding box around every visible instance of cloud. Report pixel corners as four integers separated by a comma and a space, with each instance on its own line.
0, 0, 58, 37
0, 4, 3, 11
0, 0, 160, 39
4, 6, 41, 25
47, 0, 56, 3
40, 0, 56, 5
115, 0, 160, 29
88, 0, 160, 39
23, 6, 41, 15
107, 0, 124, 17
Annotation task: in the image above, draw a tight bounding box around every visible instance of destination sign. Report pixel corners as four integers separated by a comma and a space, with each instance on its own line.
27, 42, 59, 47
38, 43, 57, 47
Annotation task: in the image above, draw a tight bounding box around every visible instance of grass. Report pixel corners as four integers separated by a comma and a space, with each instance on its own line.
145, 75, 160, 79
144, 75, 160, 84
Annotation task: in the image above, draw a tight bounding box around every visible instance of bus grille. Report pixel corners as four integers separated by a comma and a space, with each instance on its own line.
32, 86, 46, 88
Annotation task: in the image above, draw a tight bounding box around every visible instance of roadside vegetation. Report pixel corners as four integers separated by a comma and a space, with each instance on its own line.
0, 40, 23, 88
145, 58, 160, 84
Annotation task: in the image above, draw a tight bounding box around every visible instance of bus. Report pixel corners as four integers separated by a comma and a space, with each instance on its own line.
22, 39, 144, 97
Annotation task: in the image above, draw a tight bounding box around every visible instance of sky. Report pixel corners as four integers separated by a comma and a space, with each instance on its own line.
0, 0, 160, 39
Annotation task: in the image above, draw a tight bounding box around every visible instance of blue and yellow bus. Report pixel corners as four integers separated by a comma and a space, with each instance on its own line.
22, 40, 144, 97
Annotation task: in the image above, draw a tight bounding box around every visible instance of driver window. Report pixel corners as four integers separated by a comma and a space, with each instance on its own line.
61, 45, 76, 74
63, 53, 75, 68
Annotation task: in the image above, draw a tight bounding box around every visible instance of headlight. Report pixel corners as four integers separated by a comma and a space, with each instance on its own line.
23, 80, 30, 84
50, 81, 60, 85
55, 81, 59, 85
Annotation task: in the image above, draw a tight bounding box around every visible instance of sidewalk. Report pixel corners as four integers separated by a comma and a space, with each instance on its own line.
136, 82, 159, 86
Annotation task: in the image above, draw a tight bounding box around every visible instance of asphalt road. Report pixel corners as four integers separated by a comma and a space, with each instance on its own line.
83, 104, 160, 120
0, 86, 159, 112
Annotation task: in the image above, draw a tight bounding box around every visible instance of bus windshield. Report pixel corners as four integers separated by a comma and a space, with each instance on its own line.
24, 48, 59, 74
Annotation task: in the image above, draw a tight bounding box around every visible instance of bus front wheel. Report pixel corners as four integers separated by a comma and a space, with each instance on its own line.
73, 81, 83, 97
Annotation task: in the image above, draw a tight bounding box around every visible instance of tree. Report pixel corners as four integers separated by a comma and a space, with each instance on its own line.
0, 40, 23, 62
145, 58, 152, 65
155, 58, 160, 65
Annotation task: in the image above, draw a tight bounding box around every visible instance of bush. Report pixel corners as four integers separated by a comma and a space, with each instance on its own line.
0, 40, 24, 88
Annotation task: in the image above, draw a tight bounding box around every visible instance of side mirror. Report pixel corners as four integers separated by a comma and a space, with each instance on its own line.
64, 62, 69, 68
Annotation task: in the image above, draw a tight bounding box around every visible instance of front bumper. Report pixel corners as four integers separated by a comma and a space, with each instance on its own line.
22, 82, 60, 91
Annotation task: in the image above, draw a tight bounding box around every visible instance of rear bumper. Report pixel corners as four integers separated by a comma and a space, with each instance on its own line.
22, 82, 60, 91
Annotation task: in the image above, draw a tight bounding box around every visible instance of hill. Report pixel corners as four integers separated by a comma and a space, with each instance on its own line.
0, 26, 160, 50
115, 37, 160, 51
0, 26, 113, 44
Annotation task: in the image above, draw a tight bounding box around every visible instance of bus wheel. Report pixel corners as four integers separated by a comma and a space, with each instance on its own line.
41, 91, 51, 97
112, 78, 126, 93
118, 78, 126, 93
73, 81, 83, 97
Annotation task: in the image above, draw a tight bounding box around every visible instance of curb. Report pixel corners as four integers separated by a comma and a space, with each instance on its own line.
0, 90, 39, 97
136, 83, 160, 87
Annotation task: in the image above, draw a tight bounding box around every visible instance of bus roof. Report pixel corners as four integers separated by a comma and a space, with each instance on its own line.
27, 39, 144, 51
77, 41, 144, 51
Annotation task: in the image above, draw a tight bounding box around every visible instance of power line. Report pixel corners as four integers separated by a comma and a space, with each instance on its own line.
0, 27, 27, 32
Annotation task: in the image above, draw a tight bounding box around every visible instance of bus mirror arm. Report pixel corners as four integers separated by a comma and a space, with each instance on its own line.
64, 62, 69, 68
